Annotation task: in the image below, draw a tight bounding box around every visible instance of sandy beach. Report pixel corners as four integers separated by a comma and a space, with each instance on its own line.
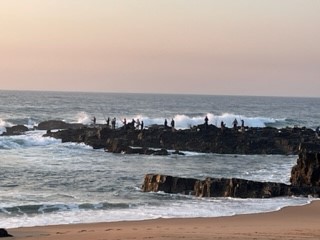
7, 200, 320, 240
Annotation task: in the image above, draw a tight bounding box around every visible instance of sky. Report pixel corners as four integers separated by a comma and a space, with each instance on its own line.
0, 1, 319, 97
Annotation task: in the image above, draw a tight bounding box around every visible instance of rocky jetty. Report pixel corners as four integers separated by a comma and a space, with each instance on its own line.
141, 151, 320, 198
42, 122, 320, 155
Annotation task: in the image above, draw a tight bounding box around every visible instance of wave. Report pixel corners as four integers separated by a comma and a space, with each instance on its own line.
0, 202, 133, 217
0, 197, 312, 229
0, 118, 13, 135
0, 131, 60, 149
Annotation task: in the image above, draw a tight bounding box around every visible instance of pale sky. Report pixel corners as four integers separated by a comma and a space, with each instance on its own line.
0, 1, 319, 97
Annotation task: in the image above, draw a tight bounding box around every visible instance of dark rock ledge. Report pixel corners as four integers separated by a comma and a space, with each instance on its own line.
141, 151, 320, 198
40, 121, 320, 155
2, 120, 320, 155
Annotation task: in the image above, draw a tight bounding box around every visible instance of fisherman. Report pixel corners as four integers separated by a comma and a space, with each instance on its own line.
241, 119, 245, 132
136, 119, 140, 129
171, 118, 175, 132
111, 117, 116, 129
164, 119, 168, 128
204, 116, 209, 126
233, 118, 238, 130
106, 117, 110, 127
92, 116, 96, 126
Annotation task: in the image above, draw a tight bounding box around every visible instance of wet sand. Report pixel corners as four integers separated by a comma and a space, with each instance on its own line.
9, 200, 320, 240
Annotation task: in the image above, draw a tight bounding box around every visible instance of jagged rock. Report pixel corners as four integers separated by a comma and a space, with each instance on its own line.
2, 125, 29, 136
142, 152, 320, 198
194, 177, 289, 198
142, 174, 198, 195
290, 151, 320, 187
142, 173, 320, 198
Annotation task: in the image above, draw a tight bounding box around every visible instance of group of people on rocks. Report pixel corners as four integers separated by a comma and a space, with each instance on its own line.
121, 118, 144, 130
204, 116, 245, 132
92, 114, 249, 132
163, 118, 175, 131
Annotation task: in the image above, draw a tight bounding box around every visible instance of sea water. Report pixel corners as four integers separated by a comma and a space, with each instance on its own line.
0, 90, 319, 228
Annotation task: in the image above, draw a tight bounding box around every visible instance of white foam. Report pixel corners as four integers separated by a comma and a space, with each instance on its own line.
0, 197, 313, 229
75, 112, 92, 125
0, 118, 14, 135
0, 131, 60, 149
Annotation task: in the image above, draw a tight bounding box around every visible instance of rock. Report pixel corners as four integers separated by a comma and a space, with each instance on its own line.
43, 123, 320, 155
290, 151, 320, 187
37, 120, 84, 130
142, 174, 198, 195
194, 177, 289, 198
2, 125, 29, 136
142, 173, 320, 198
142, 151, 320, 198
0, 228, 12, 237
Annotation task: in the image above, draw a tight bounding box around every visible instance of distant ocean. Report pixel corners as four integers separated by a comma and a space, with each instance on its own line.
0, 90, 319, 228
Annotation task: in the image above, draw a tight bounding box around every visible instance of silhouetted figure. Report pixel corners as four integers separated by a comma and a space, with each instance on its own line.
141, 121, 144, 130
171, 119, 175, 132
316, 126, 320, 138
131, 119, 136, 126
92, 116, 96, 126
136, 119, 140, 129
221, 121, 226, 132
241, 119, 245, 132
164, 119, 168, 127
122, 118, 127, 126
111, 117, 116, 129
106, 117, 110, 127
233, 118, 238, 130
204, 116, 209, 126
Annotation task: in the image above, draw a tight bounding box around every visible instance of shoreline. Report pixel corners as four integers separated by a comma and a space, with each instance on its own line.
9, 200, 320, 240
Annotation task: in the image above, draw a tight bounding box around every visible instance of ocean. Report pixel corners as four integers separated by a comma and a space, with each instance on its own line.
0, 90, 319, 228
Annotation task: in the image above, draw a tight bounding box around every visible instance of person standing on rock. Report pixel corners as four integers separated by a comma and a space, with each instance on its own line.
136, 119, 140, 129
106, 117, 110, 127
111, 117, 116, 129
171, 118, 175, 132
233, 118, 238, 130
164, 119, 168, 128
204, 116, 209, 126
241, 119, 245, 132
220, 121, 226, 132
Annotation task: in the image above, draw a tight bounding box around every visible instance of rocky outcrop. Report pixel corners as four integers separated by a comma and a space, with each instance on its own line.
142, 174, 198, 195
44, 123, 320, 155
142, 174, 320, 198
1, 125, 29, 136
290, 150, 320, 187
37, 120, 85, 130
142, 151, 320, 198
